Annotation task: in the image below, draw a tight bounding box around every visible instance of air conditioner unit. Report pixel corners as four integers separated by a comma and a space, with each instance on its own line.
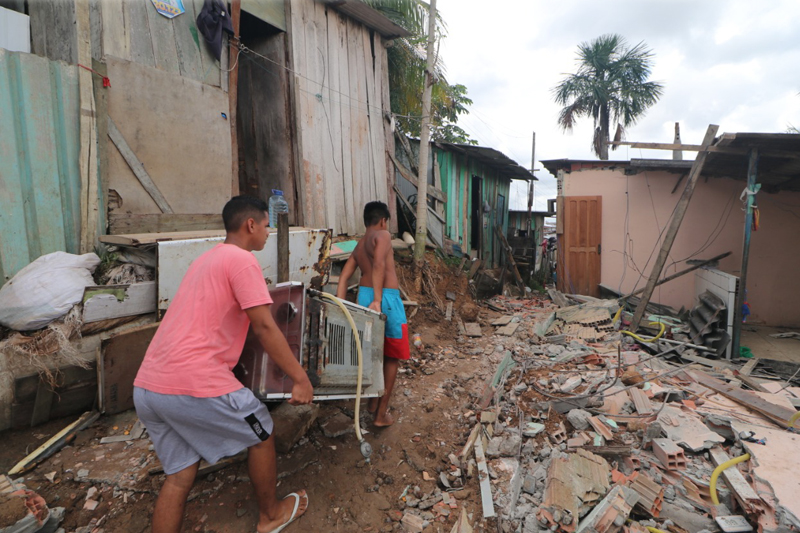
235, 282, 386, 401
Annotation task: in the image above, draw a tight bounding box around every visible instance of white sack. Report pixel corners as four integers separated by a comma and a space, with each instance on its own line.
0, 251, 100, 331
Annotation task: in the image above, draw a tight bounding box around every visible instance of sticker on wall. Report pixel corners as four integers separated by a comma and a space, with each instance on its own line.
151, 0, 185, 18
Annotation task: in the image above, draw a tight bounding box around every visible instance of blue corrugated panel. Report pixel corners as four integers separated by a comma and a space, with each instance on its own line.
0, 49, 81, 282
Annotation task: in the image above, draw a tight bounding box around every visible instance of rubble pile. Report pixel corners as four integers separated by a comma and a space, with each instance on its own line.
468, 294, 800, 533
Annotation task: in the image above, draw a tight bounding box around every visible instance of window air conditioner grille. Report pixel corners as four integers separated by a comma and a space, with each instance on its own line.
350, 329, 364, 367
327, 322, 347, 365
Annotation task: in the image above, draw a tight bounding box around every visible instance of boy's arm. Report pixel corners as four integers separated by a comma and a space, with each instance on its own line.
245, 305, 314, 405
336, 254, 358, 299
368, 231, 391, 313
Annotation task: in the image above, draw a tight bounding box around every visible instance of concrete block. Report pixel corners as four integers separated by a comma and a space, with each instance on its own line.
566, 409, 592, 431
652, 438, 687, 471
270, 402, 320, 454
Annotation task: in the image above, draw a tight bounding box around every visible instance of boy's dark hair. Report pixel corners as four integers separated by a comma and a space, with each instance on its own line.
363, 201, 390, 227
222, 195, 268, 232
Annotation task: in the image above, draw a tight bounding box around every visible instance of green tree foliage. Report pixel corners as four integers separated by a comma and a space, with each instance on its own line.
364, 0, 477, 145
553, 34, 663, 159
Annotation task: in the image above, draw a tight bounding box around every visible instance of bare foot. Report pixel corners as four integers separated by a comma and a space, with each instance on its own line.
373, 411, 394, 427
256, 490, 308, 533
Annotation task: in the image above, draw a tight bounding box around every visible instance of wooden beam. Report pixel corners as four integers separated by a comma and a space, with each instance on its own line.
388, 151, 447, 203
611, 141, 798, 160
630, 125, 719, 330
394, 130, 418, 175
76, 0, 99, 252
731, 149, 759, 361
708, 447, 761, 513
108, 213, 224, 234
494, 225, 526, 296
107, 118, 174, 214
690, 369, 796, 428
8, 411, 100, 475
277, 212, 289, 283
621, 252, 731, 300
670, 172, 687, 194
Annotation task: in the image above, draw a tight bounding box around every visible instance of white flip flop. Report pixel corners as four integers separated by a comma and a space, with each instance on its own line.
265, 492, 307, 533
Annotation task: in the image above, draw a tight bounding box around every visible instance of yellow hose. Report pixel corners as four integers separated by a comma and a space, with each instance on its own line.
710, 453, 751, 505
612, 305, 623, 324
645, 527, 667, 533
621, 321, 666, 343
788, 411, 800, 429
317, 292, 366, 444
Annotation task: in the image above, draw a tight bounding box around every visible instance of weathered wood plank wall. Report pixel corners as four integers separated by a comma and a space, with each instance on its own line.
288, 1, 392, 235
105, 56, 232, 216
90, 0, 228, 90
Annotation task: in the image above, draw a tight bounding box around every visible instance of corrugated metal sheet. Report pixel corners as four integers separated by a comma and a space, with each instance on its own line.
0, 49, 82, 282
437, 147, 512, 267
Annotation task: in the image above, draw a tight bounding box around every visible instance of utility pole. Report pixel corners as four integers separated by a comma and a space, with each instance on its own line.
413, 0, 437, 281
526, 132, 536, 279
525, 132, 535, 236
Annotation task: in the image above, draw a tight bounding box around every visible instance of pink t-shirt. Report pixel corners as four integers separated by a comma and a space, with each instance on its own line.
134, 243, 272, 397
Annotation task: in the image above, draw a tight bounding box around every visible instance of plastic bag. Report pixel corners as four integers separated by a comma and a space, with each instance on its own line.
0, 252, 100, 331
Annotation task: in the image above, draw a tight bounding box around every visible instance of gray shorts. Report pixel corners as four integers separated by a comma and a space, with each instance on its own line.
133, 387, 274, 475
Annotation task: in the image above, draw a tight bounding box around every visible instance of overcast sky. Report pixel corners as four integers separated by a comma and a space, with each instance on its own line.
435, 0, 800, 210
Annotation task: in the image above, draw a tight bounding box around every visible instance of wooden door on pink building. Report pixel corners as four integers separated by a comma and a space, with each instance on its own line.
558, 196, 602, 297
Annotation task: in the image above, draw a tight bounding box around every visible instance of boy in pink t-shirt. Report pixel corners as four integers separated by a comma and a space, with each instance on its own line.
134, 196, 312, 533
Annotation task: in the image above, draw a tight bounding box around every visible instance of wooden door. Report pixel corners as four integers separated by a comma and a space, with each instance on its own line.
558, 196, 601, 297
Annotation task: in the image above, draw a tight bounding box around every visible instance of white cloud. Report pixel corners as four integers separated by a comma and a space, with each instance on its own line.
434, 0, 800, 209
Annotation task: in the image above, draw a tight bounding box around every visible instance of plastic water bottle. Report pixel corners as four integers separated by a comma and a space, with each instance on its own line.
269, 189, 289, 228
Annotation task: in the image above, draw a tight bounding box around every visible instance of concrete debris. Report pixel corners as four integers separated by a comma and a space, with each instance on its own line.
575, 485, 638, 533
628, 472, 664, 517
566, 409, 593, 431
472, 294, 797, 533
651, 438, 687, 471
537, 449, 611, 532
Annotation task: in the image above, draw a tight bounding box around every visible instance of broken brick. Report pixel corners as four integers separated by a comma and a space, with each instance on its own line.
652, 438, 687, 471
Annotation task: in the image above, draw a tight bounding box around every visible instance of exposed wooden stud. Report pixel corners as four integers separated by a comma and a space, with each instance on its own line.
77, 0, 99, 252
630, 125, 719, 331
388, 151, 447, 203
107, 118, 174, 214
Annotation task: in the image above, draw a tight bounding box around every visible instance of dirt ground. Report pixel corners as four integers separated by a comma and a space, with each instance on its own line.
0, 257, 537, 533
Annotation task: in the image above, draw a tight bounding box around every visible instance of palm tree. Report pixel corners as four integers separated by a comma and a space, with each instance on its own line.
553, 34, 664, 160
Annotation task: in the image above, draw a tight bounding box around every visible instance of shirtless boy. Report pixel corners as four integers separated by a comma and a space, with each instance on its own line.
336, 201, 410, 427
134, 196, 311, 533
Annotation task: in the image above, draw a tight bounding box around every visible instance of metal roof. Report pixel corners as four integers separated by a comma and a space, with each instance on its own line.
543, 132, 800, 192
437, 142, 536, 181
321, 0, 412, 40
702, 133, 800, 192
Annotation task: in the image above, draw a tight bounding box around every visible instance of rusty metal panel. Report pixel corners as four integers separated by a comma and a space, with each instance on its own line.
156, 228, 332, 316
0, 49, 82, 283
